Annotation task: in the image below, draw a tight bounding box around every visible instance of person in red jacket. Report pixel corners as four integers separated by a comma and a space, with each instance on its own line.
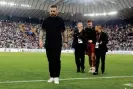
85, 20, 96, 73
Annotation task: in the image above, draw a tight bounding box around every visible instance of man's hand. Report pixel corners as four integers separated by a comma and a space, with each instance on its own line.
63, 43, 68, 48
100, 41, 102, 44
39, 30, 45, 48
88, 40, 93, 43
39, 39, 43, 48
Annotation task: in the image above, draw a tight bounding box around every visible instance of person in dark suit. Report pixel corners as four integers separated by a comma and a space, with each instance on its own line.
93, 25, 108, 75
72, 22, 86, 73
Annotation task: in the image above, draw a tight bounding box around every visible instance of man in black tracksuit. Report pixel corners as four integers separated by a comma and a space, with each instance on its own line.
72, 22, 86, 73
93, 25, 108, 75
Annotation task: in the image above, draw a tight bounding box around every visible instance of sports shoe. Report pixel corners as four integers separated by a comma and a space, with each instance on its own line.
54, 77, 59, 84
47, 77, 54, 83
91, 67, 96, 73
88, 67, 92, 73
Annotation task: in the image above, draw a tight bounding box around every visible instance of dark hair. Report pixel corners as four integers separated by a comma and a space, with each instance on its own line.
88, 20, 92, 23
51, 5, 57, 8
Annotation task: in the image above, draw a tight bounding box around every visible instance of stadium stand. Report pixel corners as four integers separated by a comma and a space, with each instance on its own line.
0, 20, 132, 50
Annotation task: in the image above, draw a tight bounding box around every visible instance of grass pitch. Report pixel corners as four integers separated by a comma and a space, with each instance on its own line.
0, 52, 132, 89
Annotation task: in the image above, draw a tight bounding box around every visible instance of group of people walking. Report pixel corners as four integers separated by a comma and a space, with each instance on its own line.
72, 20, 109, 75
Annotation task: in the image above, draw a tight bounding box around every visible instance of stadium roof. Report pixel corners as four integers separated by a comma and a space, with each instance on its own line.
0, 0, 133, 21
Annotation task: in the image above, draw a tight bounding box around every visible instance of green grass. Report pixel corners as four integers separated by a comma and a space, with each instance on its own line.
0, 52, 132, 89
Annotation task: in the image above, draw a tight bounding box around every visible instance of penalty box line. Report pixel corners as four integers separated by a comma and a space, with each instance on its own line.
0, 76, 133, 84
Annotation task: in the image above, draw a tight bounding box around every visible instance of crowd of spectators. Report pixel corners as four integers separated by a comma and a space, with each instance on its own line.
0, 20, 132, 51
104, 25, 133, 51
0, 20, 40, 49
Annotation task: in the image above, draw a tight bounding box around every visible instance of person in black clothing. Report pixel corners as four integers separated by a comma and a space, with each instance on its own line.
85, 20, 96, 73
72, 22, 86, 73
93, 25, 108, 75
39, 5, 68, 84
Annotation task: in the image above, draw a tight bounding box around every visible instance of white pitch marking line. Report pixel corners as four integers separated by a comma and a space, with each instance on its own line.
124, 83, 133, 87
0, 76, 132, 84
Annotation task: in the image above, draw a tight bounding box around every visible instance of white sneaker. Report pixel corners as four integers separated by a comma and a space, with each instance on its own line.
47, 77, 54, 83
91, 67, 95, 73
88, 67, 92, 73
54, 77, 59, 84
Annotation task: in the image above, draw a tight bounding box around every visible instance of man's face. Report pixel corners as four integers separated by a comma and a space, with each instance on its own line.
50, 8, 58, 17
87, 22, 93, 28
77, 23, 83, 30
